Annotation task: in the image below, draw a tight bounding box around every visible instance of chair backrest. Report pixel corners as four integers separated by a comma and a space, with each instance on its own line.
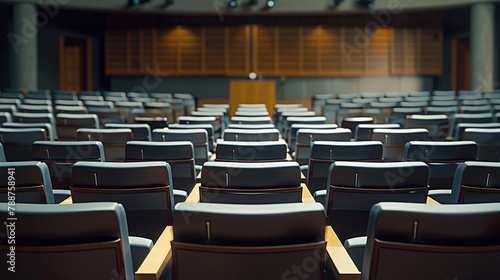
341, 117, 374, 134
450, 162, 500, 203
463, 128, 500, 161
227, 124, 276, 130
32, 140, 105, 190
0, 161, 54, 203
307, 141, 384, 195
0, 127, 48, 161
354, 123, 400, 141
152, 128, 209, 166
289, 124, 338, 153
295, 128, 352, 165
105, 123, 152, 141
71, 161, 174, 241
125, 141, 196, 194
0, 202, 135, 279
222, 128, 280, 142
76, 128, 133, 162
403, 141, 477, 190
200, 161, 302, 204
405, 114, 448, 140
231, 116, 273, 125
54, 105, 88, 114
172, 202, 326, 280
284, 116, 326, 140
362, 202, 500, 280
372, 128, 429, 161
168, 124, 215, 151
2, 121, 55, 141
56, 113, 100, 140
215, 141, 288, 162
454, 123, 500, 140
326, 162, 429, 242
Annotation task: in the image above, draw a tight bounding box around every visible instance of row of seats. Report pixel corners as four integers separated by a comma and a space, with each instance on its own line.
1, 100, 500, 279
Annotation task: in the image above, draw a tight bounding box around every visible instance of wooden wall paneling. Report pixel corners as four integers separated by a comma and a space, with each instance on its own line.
254, 25, 277, 75
156, 27, 179, 75
365, 27, 391, 75
301, 26, 320, 75
105, 30, 128, 75
419, 28, 443, 75
227, 25, 249, 76
341, 26, 365, 75
278, 26, 300, 75
319, 26, 341, 75
180, 26, 203, 74
204, 26, 226, 75
391, 28, 405, 75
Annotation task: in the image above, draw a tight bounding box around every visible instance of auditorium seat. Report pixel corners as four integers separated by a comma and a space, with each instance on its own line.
0, 161, 64, 204
76, 128, 132, 162
105, 123, 152, 141
32, 140, 105, 190
199, 161, 302, 204
320, 162, 429, 242
152, 128, 209, 166
0, 202, 170, 279
343, 202, 500, 280
462, 128, 500, 161
0, 127, 48, 161
387, 107, 424, 126
215, 141, 288, 162
54, 105, 88, 115
71, 161, 181, 241
341, 117, 374, 134
231, 116, 273, 125
354, 123, 400, 141
372, 128, 429, 161
171, 202, 327, 280
2, 121, 55, 141
295, 128, 352, 165
289, 124, 338, 153
56, 113, 100, 141
454, 123, 500, 140
307, 141, 383, 196
134, 116, 168, 130
405, 114, 449, 140
125, 141, 196, 195
222, 128, 280, 142
403, 141, 477, 203
447, 161, 500, 203
13, 112, 57, 137
284, 116, 326, 141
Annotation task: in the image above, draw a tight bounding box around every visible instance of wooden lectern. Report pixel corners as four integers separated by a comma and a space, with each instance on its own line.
229, 80, 276, 117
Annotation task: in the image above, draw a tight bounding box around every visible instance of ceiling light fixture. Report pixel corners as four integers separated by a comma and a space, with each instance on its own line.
228, 0, 237, 8
266, 0, 275, 8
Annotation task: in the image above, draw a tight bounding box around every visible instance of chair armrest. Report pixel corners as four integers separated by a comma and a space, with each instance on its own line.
313, 189, 327, 209
301, 183, 315, 203
185, 184, 200, 203
300, 165, 308, 177
344, 236, 367, 271
325, 226, 361, 280
53, 189, 71, 204
428, 189, 450, 204
130, 236, 154, 272
59, 196, 73, 204
135, 226, 173, 280
173, 189, 188, 204
195, 165, 202, 182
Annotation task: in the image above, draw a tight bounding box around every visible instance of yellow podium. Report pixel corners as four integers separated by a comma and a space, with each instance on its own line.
229, 80, 276, 117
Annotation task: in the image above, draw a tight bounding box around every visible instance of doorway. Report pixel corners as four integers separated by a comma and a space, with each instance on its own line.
59, 36, 92, 91
451, 37, 470, 91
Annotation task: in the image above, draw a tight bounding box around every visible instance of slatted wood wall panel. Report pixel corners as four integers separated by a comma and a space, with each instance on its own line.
105, 24, 441, 77
156, 27, 179, 74
391, 28, 442, 75
318, 26, 342, 75
253, 25, 277, 75
301, 26, 320, 75
105, 30, 128, 75
204, 27, 226, 75
227, 26, 250, 76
